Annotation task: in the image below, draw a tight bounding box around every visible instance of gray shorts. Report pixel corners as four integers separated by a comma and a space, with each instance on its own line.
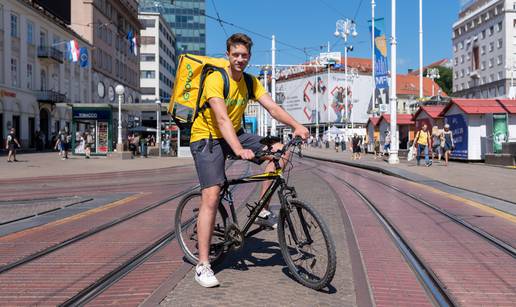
190, 132, 265, 190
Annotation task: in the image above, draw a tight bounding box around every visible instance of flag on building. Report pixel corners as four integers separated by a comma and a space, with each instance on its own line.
69, 39, 80, 62
79, 47, 89, 68
127, 31, 138, 56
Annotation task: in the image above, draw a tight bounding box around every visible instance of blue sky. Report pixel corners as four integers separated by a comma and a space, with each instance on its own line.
204, 0, 466, 75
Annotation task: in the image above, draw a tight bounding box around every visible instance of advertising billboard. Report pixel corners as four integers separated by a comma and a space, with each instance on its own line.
445, 114, 468, 159
368, 18, 389, 89
277, 72, 373, 125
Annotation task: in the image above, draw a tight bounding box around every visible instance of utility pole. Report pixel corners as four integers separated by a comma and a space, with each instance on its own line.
419, 0, 423, 99
271, 35, 277, 136
315, 66, 319, 137
371, 0, 376, 113
263, 69, 269, 135
389, 0, 399, 164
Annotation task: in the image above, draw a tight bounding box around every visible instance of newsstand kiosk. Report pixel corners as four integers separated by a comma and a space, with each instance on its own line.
71, 104, 113, 155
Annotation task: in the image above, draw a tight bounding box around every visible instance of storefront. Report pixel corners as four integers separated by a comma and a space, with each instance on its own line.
413, 106, 445, 131
439, 99, 507, 160
71, 104, 113, 155
366, 117, 380, 152
377, 114, 415, 150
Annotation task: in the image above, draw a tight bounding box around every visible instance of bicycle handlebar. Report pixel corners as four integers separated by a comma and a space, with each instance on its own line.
254, 136, 303, 160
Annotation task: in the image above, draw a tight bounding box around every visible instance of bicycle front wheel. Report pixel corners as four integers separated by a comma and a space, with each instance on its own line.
277, 199, 336, 290
175, 192, 228, 265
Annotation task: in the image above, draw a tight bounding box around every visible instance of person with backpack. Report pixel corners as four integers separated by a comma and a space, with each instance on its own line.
6, 128, 21, 162
413, 124, 432, 166
175, 33, 309, 288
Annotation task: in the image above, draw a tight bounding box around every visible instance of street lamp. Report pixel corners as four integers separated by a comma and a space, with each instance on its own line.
155, 99, 162, 157
115, 84, 125, 151
426, 67, 440, 97
335, 18, 358, 140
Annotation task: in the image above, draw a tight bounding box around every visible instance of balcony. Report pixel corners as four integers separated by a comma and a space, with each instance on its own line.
36, 90, 67, 103
37, 46, 64, 64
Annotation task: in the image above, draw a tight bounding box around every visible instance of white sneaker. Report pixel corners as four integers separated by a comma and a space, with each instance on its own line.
195, 262, 219, 288
254, 209, 278, 229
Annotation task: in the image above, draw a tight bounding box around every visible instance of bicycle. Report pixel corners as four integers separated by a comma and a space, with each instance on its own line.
175, 136, 336, 290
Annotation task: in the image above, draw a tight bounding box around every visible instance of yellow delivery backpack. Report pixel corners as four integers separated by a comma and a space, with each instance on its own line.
168, 54, 255, 128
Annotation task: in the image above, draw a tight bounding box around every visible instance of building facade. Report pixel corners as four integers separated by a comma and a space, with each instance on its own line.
139, 0, 206, 55
70, 0, 141, 105
452, 0, 515, 98
138, 11, 176, 103
0, 0, 93, 147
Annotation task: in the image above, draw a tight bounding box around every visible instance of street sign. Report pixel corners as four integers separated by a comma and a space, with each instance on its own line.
379, 104, 388, 113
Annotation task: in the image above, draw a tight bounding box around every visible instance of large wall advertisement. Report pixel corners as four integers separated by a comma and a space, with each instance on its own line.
277, 73, 373, 125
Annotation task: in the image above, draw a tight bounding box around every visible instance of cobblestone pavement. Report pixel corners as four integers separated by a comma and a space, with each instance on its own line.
161, 163, 358, 307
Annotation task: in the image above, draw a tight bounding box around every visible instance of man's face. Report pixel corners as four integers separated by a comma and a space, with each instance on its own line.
226, 44, 250, 73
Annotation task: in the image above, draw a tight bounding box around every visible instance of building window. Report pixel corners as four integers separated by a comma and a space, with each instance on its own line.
141, 87, 155, 95
498, 71, 503, 80
141, 53, 155, 61
482, 76, 486, 84
472, 45, 479, 70
490, 74, 494, 82
27, 21, 34, 44
489, 42, 494, 52
489, 58, 494, 68
498, 39, 503, 48
481, 61, 486, 70
139, 19, 155, 28
489, 25, 494, 36
140, 70, 156, 78
460, 55, 464, 63
140, 36, 155, 45
481, 30, 486, 39
498, 55, 503, 65
26, 63, 33, 89
497, 21, 503, 32
481, 45, 486, 55
460, 69, 464, 77
11, 58, 18, 87
10, 13, 18, 38
454, 72, 458, 79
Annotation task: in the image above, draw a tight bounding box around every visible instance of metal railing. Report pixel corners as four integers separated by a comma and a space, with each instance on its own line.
35, 90, 67, 103
37, 46, 63, 63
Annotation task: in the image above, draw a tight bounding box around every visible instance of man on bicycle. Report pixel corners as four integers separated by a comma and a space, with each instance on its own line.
190, 33, 309, 287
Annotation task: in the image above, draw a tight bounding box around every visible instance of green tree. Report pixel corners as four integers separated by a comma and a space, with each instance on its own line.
426, 66, 452, 96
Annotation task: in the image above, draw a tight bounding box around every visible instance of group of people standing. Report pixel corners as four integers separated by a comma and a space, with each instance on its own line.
413, 124, 454, 166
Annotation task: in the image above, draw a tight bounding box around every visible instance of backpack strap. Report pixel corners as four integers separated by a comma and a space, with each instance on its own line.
241, 73, 255, 132
194, 65, 229, 121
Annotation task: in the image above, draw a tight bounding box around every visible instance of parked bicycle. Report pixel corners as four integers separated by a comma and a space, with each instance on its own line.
175, 136, 336, 290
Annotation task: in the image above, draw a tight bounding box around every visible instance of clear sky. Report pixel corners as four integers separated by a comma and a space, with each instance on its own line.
204, 0, 466, 75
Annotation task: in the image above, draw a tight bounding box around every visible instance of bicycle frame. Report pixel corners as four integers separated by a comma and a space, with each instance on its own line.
220, 167, 292, 237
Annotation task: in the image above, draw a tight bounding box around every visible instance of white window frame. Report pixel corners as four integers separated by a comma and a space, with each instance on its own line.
27, 20, 34, 45
11, 58, 18, 87
10, 12, 19, 38
26, 63, 33, 89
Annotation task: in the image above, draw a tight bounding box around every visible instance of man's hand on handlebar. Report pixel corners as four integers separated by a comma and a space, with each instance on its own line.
236, 148, 255, 160
293, 125, 309, 140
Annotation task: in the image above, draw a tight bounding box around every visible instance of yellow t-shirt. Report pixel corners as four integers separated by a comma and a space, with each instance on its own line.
190, 68, 267, 142
415, 130, 430, 146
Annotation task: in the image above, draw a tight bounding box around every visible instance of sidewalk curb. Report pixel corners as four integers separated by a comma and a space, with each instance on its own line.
304, 154, 516, 207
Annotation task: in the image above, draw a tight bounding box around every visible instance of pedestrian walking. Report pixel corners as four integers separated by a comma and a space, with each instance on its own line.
373, 137, 382, 159
431, 126, 442, 162
6, 128, 21, 162
413, 124, 432, 166
334, 135, 340, 152
351, 133, 361, 160
383, 131, 391, 156
58, 129, 70, 160
85, 132, 93, 159
442, 124, 454, 166
140, 135, 148, 158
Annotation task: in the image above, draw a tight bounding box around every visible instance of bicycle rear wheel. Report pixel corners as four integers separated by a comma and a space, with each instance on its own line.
175, 192, 228, 265
277, 199, 336, 290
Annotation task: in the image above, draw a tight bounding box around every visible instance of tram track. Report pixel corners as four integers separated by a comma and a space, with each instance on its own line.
324, 171, 456, 307
59, 161, 255, 306
306, 157, 516, 258
0, 184, 199, 275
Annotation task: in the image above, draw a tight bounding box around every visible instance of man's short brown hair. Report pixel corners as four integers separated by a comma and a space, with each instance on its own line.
226, 33, 253, 53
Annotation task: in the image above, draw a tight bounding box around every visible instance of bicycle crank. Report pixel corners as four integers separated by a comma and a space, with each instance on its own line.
225, 223, 244, 252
